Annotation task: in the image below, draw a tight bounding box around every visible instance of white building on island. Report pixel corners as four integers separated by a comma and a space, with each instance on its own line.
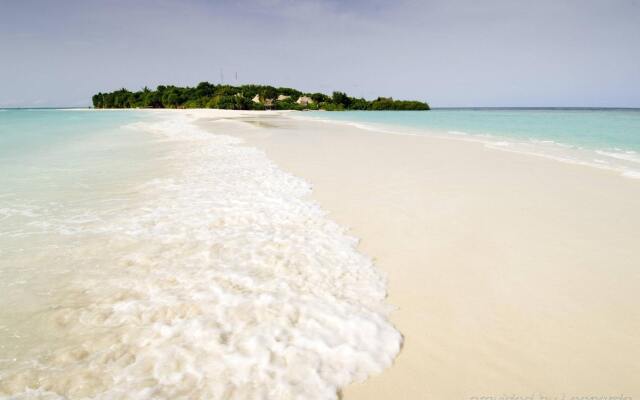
296, 96, 314, 106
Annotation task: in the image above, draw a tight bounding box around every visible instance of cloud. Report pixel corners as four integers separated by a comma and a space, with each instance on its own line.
0, 0, 638, 107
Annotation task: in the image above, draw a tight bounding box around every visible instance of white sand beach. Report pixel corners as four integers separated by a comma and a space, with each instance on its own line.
189, 109, 640, 399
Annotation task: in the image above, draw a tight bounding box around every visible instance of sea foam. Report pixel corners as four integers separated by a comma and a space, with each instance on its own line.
0, 115, 401, 399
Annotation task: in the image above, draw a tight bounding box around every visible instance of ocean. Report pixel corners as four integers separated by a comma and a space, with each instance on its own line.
301, 108, 640, 179
0, 109, 399, 399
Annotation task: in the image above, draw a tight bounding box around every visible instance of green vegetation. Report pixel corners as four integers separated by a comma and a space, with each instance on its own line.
92, 83, 430, 111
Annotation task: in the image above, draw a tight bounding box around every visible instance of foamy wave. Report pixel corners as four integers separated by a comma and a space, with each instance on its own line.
0, 206, 40, 220
0, 116, 401, 399
595, 149, 640, 164
447, 130, 469, 136
622, 170, 640, 179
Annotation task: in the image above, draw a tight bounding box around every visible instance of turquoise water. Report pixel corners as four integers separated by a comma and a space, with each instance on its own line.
0, 109, 155, 199
303, 109, 640, 178
305, 109, 640, 150
0, 109, 170, 369
0, 109, 146, 156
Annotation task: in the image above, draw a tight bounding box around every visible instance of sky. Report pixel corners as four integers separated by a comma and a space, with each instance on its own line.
1, 0, 639, 108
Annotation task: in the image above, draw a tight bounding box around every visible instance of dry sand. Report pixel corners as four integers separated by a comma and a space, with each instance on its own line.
190, 110, 639, 399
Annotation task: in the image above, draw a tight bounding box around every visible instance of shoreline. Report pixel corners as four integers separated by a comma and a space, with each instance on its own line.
52, 108, 640, 180
290, 112, 640, 181
192, 110, 640, 398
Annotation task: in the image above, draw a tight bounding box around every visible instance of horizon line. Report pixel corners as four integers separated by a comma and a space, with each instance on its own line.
2, 106, 640, 111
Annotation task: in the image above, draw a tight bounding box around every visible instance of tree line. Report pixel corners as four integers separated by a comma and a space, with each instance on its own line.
92, 83, 430, 111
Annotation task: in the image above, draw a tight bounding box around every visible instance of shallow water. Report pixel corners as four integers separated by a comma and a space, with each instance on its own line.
302, 109, 640, 178
1, 110, 162, 359
0, 110, 399, 399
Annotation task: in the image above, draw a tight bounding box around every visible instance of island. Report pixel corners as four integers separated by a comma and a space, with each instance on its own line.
92, 83, 430, 111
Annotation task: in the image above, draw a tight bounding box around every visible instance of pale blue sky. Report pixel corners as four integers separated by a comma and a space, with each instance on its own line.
1, 0, 639, 107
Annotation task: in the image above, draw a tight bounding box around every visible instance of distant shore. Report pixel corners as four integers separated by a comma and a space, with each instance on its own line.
190, 109, 640, 398
91, 83, 430, 111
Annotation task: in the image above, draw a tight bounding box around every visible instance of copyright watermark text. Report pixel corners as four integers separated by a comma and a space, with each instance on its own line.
469, 394, 632, 400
